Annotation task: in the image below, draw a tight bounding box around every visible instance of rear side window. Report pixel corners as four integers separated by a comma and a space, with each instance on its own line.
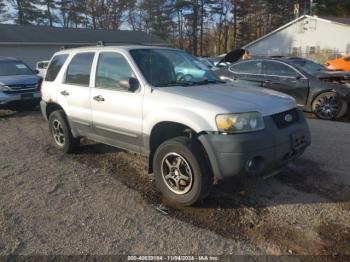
230, 61, 262, 74
65, 52, 95, 86
45, 54, 69, 82
264, 61, 298, 77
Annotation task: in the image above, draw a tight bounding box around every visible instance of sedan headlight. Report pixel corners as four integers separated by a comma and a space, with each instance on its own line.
0, 84, 10, 91
216, 112, 265, 133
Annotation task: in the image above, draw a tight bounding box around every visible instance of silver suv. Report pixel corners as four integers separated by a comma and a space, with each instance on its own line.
40, 46, 311, 206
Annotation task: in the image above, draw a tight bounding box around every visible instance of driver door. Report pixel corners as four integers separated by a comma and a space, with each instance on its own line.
91, 51, 143, 153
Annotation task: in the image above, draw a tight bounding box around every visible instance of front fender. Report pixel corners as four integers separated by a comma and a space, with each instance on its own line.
143, 107, 217, 136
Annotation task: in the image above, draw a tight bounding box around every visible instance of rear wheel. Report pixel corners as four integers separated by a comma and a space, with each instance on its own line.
153, 137, 213, 206
312, 92, 347, 120
49, 110, 79, 153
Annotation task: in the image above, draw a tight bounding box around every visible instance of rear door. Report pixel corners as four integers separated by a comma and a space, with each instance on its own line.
90, 51, 143, 153
228, 60, 264, 88
57, 52, 95, 135
263, 61, 309, 106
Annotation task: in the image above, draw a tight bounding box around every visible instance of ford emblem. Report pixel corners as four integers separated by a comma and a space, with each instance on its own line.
285, 114, 293, 123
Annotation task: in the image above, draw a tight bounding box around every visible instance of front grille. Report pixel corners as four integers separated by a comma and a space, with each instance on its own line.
4, 84, 38, 94
271, 108, 299, 129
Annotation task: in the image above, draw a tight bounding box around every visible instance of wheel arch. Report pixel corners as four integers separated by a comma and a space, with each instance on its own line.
147, 121, 208, 174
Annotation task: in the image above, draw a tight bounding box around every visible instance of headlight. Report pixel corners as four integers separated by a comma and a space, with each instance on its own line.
216, 112, 265, 133
0, 84, 10, 91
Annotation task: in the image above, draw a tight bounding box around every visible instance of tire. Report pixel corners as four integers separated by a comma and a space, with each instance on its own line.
48, 110, 79, 153
153, 136, 213, 206
312, 92, 348, 120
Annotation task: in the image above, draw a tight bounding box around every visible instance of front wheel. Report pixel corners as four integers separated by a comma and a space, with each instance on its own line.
312, 92, 347, 120
48, 110, 79, 153
153, 137, 213, 206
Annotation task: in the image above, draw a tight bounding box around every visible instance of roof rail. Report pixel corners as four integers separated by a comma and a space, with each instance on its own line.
97, 41, 105, 46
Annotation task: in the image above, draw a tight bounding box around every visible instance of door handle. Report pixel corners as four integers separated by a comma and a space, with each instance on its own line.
93, 95, 105, 102
60, 90, 69, 96
262, 80, 272, 87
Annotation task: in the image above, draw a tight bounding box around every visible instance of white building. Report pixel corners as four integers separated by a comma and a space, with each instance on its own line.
244, 15, 350, 58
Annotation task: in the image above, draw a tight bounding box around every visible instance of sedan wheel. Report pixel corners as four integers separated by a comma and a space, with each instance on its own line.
312, 92, 346, 120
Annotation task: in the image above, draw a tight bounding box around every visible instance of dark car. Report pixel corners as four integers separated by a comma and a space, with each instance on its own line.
215, 56, 350, 120
0, 57, 42, 106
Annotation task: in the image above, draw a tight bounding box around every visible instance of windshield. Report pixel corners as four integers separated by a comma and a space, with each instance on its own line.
0, 61, 34, 76
289, 59, 326, 75
130, 49, 221, 87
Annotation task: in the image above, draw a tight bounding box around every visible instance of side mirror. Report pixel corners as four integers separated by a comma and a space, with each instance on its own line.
34, 69, 40, 74
128, 77, 140, 92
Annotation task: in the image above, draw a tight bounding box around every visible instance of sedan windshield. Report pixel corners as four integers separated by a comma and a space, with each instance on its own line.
0, 61, 34, 76
289, 59, 326, 75
130, 49, 222, 87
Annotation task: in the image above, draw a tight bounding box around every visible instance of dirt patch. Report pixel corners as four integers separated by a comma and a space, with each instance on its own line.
317, 224, 350, 255
0, 109, 16, 118
71, 141, 350, 255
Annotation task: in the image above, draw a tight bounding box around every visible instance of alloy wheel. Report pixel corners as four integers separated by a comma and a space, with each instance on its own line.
52, 119, 65, 146
161, 152, 193, 195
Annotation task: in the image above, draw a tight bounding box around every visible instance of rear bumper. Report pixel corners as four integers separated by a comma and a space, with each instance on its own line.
199, 110, 311, 179
0, 91, 41, 105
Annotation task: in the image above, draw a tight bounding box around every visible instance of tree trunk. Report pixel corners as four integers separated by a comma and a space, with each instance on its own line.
192, 0, 198, 56
16, 0, 24, 24
233, 0, 237, 49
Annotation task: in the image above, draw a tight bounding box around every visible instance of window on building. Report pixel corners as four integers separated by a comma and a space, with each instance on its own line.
309, 46, 316, 55
65, 53, 95, 86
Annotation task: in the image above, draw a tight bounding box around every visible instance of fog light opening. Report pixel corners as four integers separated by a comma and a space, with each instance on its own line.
246, 156, 265, 173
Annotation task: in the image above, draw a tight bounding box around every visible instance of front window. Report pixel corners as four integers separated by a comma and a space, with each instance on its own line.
95, 52, 136, 91
130, 49, 221, 87
289, 59, 325, 75
0, 61, 34, 76
264, 61, 299, 77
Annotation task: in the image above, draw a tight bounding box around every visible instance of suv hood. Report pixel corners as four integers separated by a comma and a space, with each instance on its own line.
0, 74, 41, 86
160, 84, 296, 117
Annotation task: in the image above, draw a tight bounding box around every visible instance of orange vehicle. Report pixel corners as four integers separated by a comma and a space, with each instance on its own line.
325, 56, 350, 71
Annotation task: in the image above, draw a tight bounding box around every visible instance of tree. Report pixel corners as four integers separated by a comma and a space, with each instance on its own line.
0, 0, 11, 22
41, 0, 58, 26
314, 0, 350, 17
11, 0, 44, 25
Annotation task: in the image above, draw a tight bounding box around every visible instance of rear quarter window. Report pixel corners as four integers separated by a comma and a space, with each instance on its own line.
45, 54, 69, 82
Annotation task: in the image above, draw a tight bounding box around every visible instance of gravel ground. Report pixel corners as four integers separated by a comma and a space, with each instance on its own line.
0, 110, 260, 256
0, 108, 349, 257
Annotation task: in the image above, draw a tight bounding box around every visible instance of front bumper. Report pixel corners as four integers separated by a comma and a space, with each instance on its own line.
199, 110, 311, 178
0, 91, 41, 105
